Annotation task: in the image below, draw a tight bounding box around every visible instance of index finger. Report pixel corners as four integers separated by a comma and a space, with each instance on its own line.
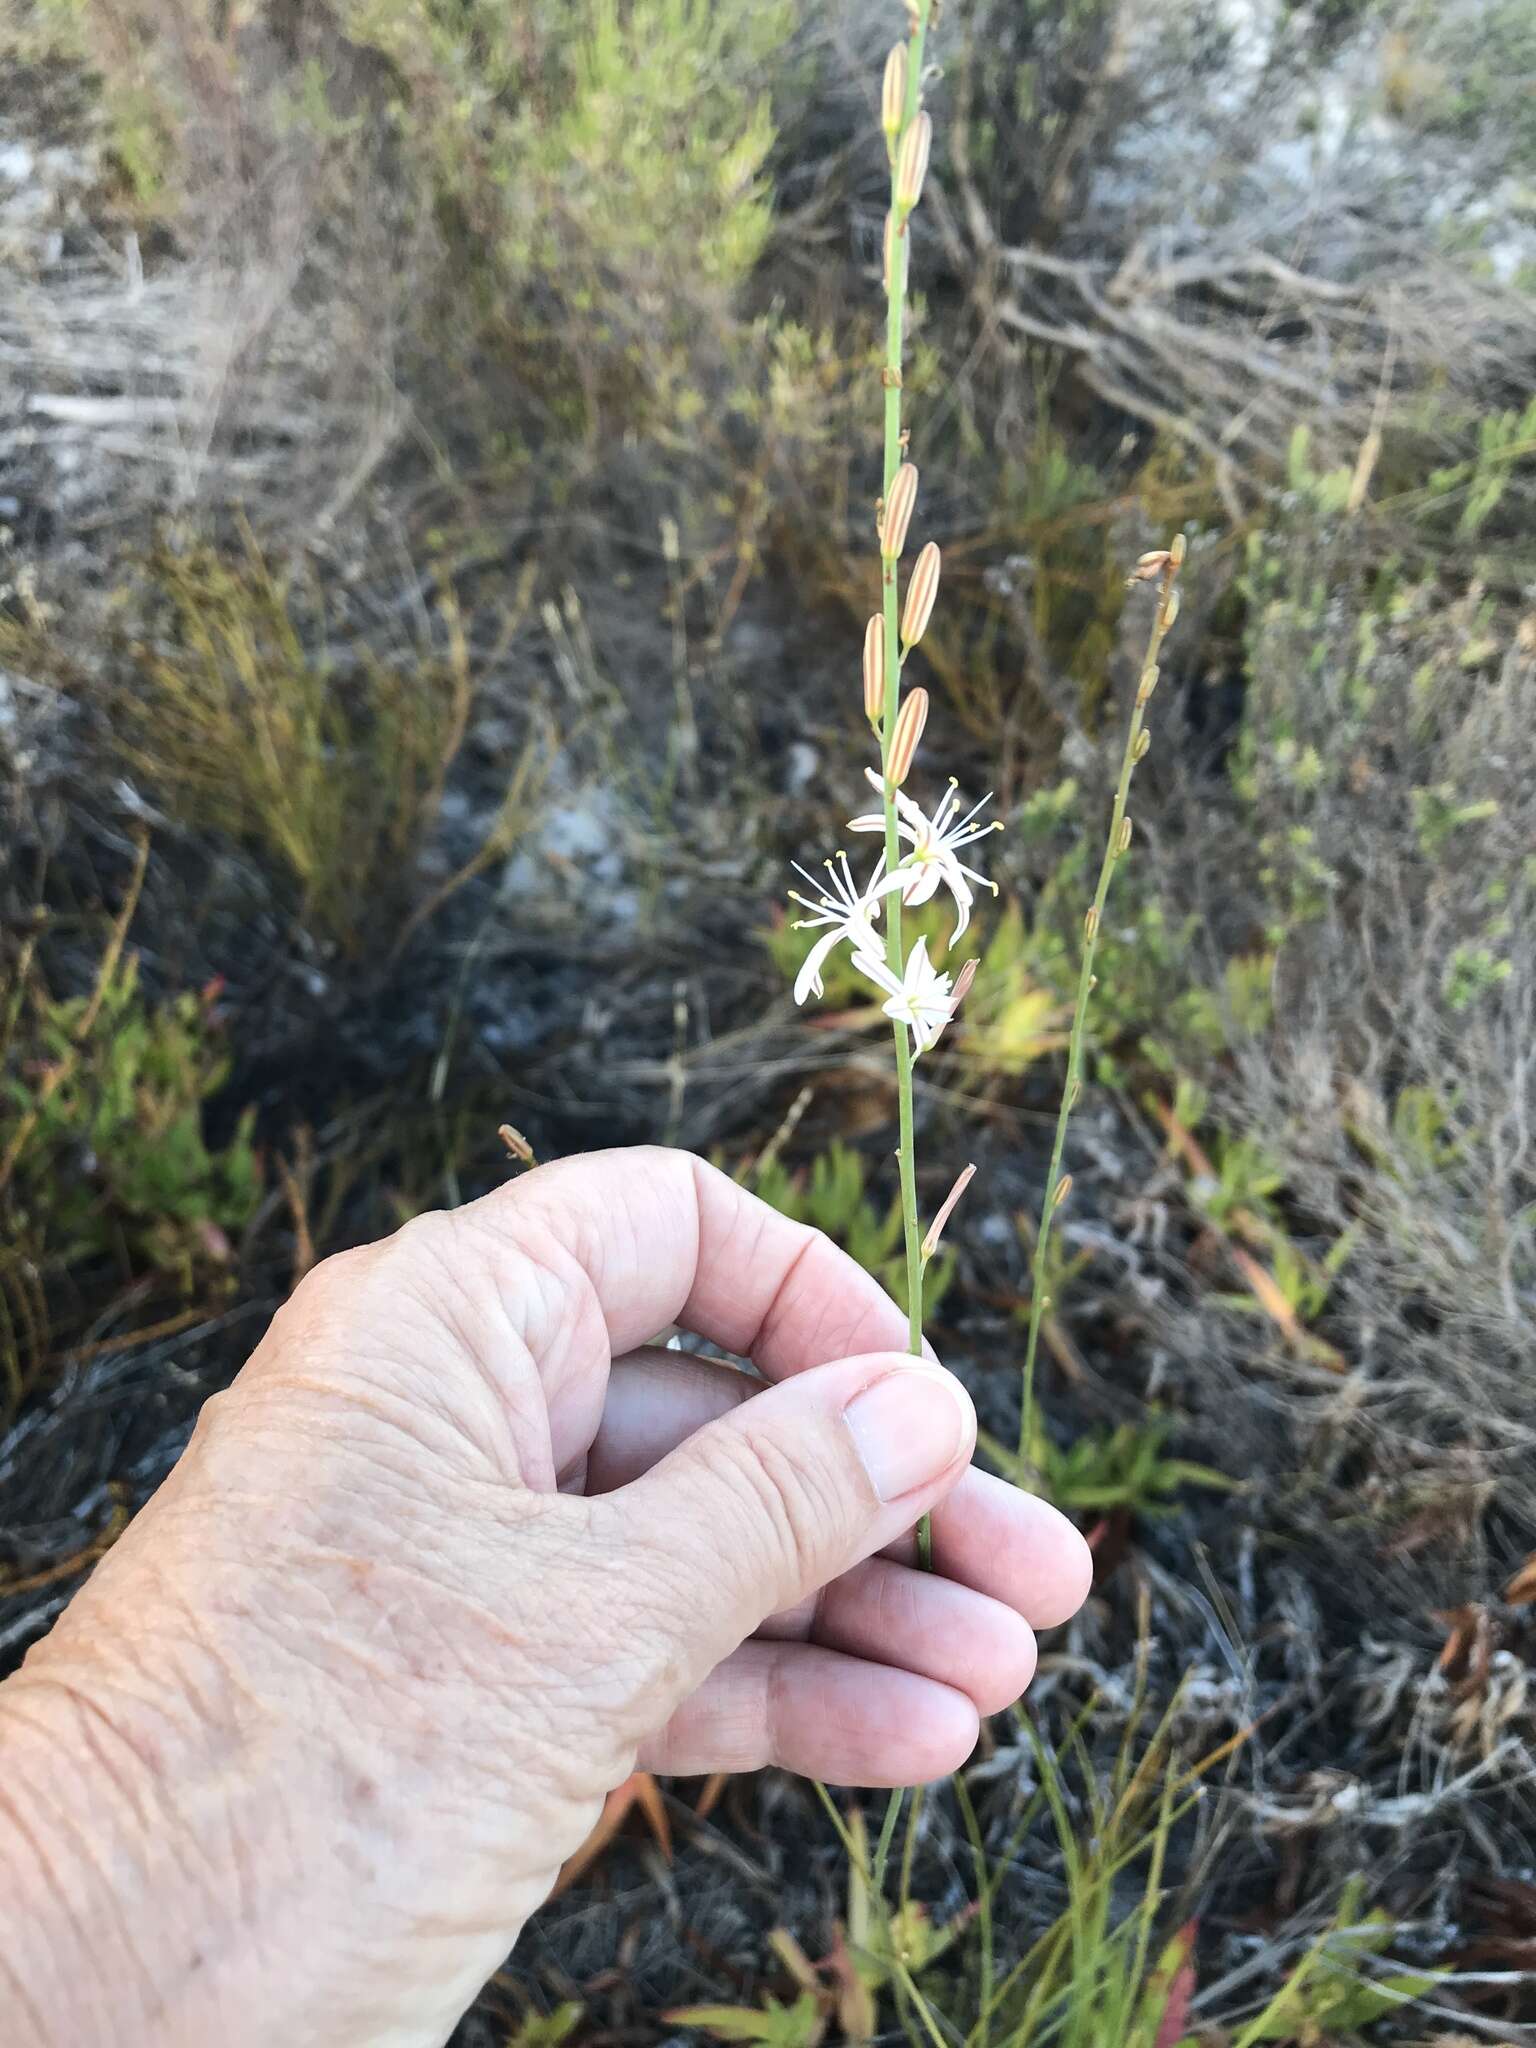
453, 1144, 912, 1381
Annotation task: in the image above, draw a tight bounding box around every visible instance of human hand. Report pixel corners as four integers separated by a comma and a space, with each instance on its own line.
0, 1147, 1091, 2046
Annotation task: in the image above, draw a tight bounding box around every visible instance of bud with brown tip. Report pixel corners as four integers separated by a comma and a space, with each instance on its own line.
901, 541, 941, 647
1127, 549, 1171, 584
888, 685, 928, 785
880, 461, 919, 557
862, 615, 886, 727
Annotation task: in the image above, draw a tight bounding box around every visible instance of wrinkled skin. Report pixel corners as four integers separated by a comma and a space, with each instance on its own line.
0, 1148, 1091, 2046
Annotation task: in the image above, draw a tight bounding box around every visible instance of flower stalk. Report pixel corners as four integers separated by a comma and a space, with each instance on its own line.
784, 2, 989, 1906
1017, 537, 1188, 1465
877, 0, 936, 1548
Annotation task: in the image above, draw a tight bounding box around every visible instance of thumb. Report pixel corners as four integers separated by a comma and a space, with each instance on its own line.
606, 1353, 976, 1701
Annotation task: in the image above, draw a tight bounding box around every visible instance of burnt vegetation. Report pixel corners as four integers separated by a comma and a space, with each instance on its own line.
3, 0, 1535, 2040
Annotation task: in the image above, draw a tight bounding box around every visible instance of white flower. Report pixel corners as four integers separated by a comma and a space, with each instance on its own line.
788, 851, 899, 1003
855, 935, 955, 1055
849, 770, 1000, 943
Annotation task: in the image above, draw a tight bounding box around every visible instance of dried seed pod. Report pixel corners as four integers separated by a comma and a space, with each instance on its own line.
880, 461, 919, 557
895, 109, 932, 212
888, 685, 928, 785
881, 44, 907, 139
1134, 729, 1151, 762
901, 542, 941, 646
862, 615, 886, 725
1116, 817, 1133, 855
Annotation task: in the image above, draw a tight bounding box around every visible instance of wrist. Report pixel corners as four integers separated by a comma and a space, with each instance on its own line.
0, 1461, 579, 2046
0, 1633, 230, 2045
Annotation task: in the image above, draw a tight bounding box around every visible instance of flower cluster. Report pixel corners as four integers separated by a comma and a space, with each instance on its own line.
789, 773, 1000, 1056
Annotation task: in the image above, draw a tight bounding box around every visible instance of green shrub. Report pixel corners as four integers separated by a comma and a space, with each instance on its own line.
102, 536, 540, 956
3, 948, 259, 1274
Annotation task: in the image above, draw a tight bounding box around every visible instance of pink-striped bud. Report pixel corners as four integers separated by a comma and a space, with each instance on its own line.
881, 45, 907, 139
862, 614, 886, 726
880, 461, 919, 558
882, 209, 898, 294
901, 541, 941, 647
888, 685, 928, 785
921, 1161, 977, 1258
895, 109, 932, 212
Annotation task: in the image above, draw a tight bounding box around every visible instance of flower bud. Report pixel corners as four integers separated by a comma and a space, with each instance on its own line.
888, 685, 928, 785
881, 45, 907, 139
1171, 532, 1187, 567
1084, 906, 1099, 941
882, 209, 897, 293
1116, 816, 1133, 855
862, 615, 886, 726
901, 541, 941, 646
1128, 549, 1171, 583
880, 461, 919, 557
1053, 1174, 1073, 1209
1161, 589, 1181, 632
1134, 729, 1151, 762
921, 1160, 977, 1258
895, 109, 932, 212
1136, 664, 1159, 706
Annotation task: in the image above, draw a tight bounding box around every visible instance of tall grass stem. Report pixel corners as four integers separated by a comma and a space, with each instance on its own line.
1017, 545, 1187, 1465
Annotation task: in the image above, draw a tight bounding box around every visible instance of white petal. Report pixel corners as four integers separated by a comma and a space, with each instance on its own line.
794, 926, 848, 1004
853, 949, 904, 1000
846, 812, 888, 834
939, 861, 975, 944
903, 934, 935, 985
899, 862, 943, 908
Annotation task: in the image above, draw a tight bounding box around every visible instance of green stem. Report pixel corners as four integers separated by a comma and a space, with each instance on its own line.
871, 0, 933, 1915
1017, 556, 1184, 1468
879, 9, 930, 1378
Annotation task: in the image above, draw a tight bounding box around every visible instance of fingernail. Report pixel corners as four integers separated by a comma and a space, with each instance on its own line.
844, 1366, 972, 1501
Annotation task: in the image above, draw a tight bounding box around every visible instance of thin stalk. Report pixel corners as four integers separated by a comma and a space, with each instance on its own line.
871, 0, 934, 1914
1018, 548, 1185, 1465
879, 0, 932, 1374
